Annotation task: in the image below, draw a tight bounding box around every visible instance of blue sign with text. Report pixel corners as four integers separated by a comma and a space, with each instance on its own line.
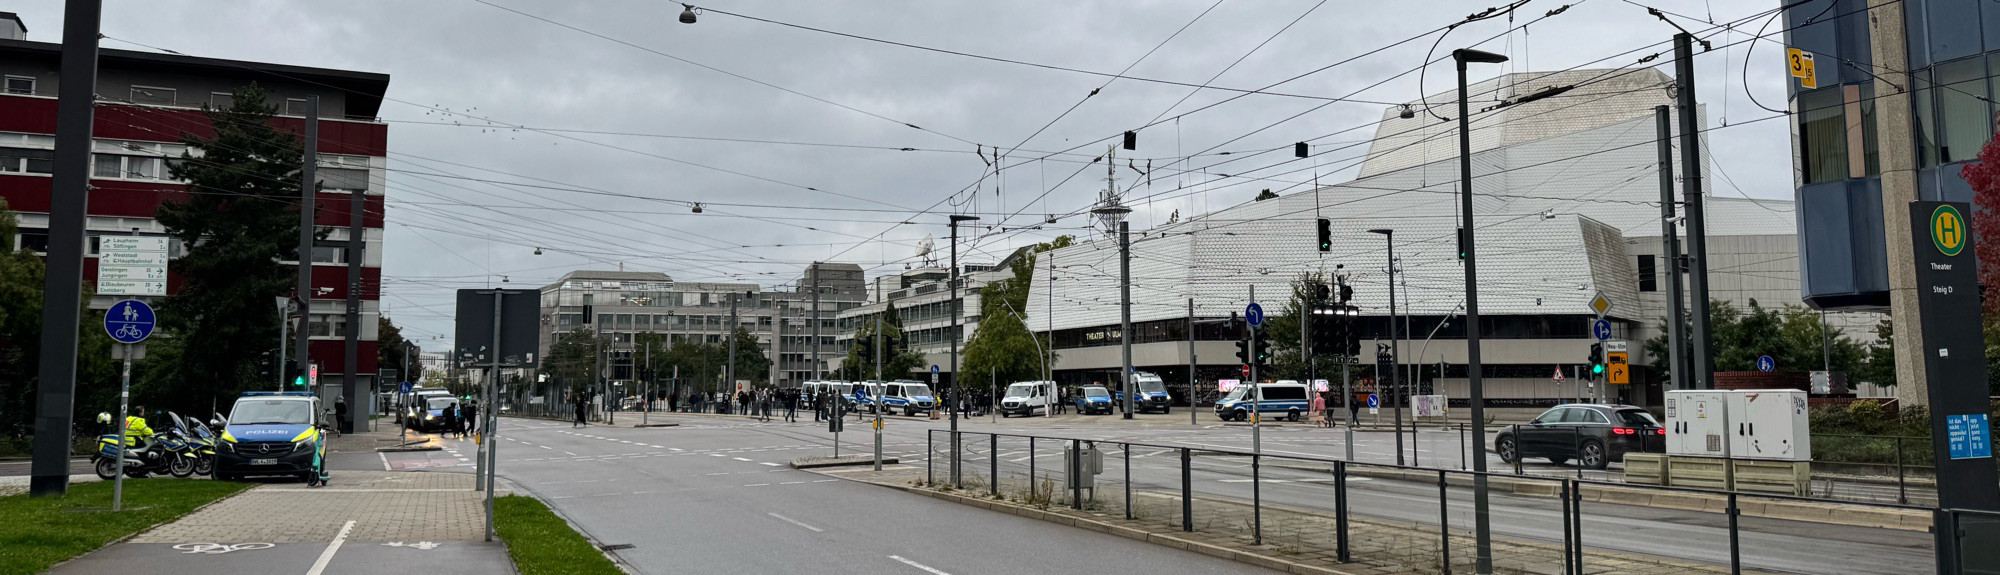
103, 299, 155, 344
1947, 414, 1992, 460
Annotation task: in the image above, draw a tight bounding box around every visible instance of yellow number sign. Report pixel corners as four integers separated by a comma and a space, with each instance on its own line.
1786, 48, 1817, 89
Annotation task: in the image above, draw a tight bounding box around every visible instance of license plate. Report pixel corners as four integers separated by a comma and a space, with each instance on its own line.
251, 458, 276, 465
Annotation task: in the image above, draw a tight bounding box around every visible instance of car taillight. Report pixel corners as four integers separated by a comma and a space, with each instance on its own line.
1653, 429, 1666, 435
1611, 427, 1637, 435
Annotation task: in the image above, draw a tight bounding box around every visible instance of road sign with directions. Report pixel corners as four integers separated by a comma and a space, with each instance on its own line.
1591, 318, 1612, 341
1607, 351, 1629, 384
1245, 302, 1265, 327
98, 236, 169, 296
103, 299, 155, 344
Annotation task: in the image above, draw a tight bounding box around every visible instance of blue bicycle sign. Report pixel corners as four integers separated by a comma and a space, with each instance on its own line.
103, 299, 156, 344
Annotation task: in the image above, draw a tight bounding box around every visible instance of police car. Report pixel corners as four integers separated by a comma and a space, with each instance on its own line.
1213, 381, 1312, 422
878, 380, 936, 416
1073, 385, 1115, 415
1113, 371, 1173, 414
214, 392, 327, 482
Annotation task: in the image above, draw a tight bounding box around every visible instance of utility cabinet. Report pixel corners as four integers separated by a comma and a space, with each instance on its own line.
1665, 391, 1730, 457
1728, 389, 1811, 461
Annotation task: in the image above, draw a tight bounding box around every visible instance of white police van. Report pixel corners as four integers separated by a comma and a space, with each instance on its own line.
1214, 380, 1311, 422
877, 380, 936, 416
999, 381, 1055, 417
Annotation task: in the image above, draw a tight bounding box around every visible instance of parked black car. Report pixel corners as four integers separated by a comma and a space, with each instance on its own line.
1494, 404, 1665, 469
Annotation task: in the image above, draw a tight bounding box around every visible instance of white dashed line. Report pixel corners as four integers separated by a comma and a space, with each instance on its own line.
732, 457, 753, 462
759, 462, 780, 466
768, 512, 823, 532
888, 555, 952, 575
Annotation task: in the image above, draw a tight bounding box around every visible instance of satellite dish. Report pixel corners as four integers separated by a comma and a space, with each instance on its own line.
915, 235, 934, 258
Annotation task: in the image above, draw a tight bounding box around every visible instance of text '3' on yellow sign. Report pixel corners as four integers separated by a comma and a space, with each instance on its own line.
1932, 204, 1967, 257
1787, 48, 1817, 89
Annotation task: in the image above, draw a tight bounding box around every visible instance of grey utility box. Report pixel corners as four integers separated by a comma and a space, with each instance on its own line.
1066, 442, 1103, 490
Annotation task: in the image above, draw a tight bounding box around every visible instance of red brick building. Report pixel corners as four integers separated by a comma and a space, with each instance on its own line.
0, 13, 390, 387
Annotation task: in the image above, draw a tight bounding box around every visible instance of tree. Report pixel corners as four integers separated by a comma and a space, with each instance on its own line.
0, 199, 120, 434
839, 301, 926, 381
151, 84, 308, 407
544, 327, 606, 396
377, 316, 422, 383
962, 238, 1072, 391
1642, 299, 1865, 381
724, 327, 771, 385
661, 336, 725, 394
1255, 189, 1279, 201
1958, 134, 2000, 314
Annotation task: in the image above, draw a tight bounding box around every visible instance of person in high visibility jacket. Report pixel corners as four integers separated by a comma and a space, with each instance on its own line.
123, 407, 153, 448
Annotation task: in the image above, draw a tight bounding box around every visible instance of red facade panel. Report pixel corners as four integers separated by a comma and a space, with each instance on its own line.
306, 339, 380, 374
307, 266, 383, 300
0, 95, 387, 154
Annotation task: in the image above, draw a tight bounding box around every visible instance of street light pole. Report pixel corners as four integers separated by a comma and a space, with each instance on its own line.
1454, 47, 1507, 575
949, 215, 979, 434
1119, 220, 1134, 419
1370, 229, 1401, 466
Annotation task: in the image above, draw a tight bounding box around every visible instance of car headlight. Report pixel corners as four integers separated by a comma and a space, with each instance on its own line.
426, 414, 435, 420
294, 440, 314, 454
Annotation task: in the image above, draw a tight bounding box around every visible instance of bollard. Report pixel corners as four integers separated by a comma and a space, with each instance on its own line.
926, 432, 933, 485
1252, 453, 1262, 545
1070, 439, 1082, 510
1180, 448, 1193, 532
1459, 423, 1468, 470
1727, 492, 1742, 574
1894, 437, 1907, 505
1438, 469, 1452, 574
1335, 460, 1350, 562
1123, 442, 1132, 520
1571, 479, 1585, 575
990, 433, 999, 497
1029, 436, 1037, 501
1560, 480, 1574, 575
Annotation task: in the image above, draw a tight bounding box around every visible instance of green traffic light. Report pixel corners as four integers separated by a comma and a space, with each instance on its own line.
1591, 364, 1605, 375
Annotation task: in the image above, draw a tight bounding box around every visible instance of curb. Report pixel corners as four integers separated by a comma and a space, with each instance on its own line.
630, 423, 681, 428
791, 455, 901, 469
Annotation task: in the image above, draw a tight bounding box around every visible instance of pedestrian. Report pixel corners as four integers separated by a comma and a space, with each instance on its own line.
573, 395, 588, 428
464, 400, 480, 437
785, 390, 798, 422
333, 397, 348, 435
445, 401, 462, 437
1347, 392, 1363, 425
1309, 392, 1328, 428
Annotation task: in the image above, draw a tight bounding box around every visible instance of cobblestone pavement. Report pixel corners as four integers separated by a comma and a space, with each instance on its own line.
129, 471, 508, 543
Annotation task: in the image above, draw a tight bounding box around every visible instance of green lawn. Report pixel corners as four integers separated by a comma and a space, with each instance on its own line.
494, 495, 621, 575
0, 478, 251, 575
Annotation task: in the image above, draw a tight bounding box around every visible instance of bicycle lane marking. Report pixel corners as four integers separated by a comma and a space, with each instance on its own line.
304, 519, 354, 575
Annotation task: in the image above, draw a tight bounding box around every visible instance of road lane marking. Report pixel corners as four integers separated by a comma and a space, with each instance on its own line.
744, 483, 770, 487
304, 520, 354, 575
540, 445, 552, 450
768, 512, 824, 532
378, 452, 391, 471
889, 555, 952, 575
760, 462, 781, 466
732, 457, 754, 462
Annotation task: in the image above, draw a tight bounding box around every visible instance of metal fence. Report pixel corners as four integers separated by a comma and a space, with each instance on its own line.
928, 429, 1962, 575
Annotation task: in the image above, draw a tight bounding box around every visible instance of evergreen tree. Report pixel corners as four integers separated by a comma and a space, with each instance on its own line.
151, 84, 308, 410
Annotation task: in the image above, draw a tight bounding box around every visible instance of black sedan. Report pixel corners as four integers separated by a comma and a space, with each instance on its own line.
1495, 404, 1665, 469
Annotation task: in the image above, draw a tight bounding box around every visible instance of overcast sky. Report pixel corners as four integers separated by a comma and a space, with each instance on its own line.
11, 0, 1798, 350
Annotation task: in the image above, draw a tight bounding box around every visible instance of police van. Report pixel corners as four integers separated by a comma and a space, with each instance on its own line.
214, 391, 327, 482
1214, 380, 1311, 422
877, 380, 937, 416
999, 381, 1056, 417
1113, 371, 1173, 414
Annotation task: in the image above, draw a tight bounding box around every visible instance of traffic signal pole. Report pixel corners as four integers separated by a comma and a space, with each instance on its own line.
30, 0, 102, 497
1249, 284, 1259, 457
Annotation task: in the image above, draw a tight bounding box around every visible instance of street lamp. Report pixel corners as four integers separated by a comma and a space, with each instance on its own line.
1368, 228, 1403, 466
1453, 46, 1505, 575
678, 4, 697, 24
948, 214, 979, 487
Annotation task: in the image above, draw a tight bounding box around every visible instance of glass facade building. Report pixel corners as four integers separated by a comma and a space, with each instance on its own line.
1789, 0, 2000, 308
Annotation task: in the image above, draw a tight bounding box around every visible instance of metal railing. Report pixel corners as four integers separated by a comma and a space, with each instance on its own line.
927, 428, 1945, 575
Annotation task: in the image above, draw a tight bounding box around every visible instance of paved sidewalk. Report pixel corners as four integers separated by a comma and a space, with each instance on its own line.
52, 471, 516, 574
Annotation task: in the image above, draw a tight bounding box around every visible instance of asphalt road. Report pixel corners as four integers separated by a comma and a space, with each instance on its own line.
410, 415, 1266, 575
447, 410, 1935, 575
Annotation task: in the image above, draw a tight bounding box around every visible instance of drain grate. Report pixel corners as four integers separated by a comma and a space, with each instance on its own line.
599, 543, 635, 551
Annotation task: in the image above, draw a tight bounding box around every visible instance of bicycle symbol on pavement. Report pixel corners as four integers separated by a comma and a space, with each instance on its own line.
172, 542, 274, 554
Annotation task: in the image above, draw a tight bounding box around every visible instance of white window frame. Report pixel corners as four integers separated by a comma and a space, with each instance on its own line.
129, 85, 178, 106
2, 75, 34, 96
208, 91, 234, 109
284, 98, 309, 116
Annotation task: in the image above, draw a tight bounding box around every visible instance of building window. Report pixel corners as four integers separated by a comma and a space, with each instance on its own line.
93, 153, 167, 180
0, 146, 52, 174
308, 314, 349, 337
208, 92, 234, 109
1915, 71, 1940, 167
1934, 56, 1991, 164
1637, 254, 1658, 292
319, 167, 368, 192
17, 228, 49, 253
309, 245, 348, 264
3, 76, 33, 95
129, 86, 177, 106
285, 98, 309, 116
1797, 88, 1847, 184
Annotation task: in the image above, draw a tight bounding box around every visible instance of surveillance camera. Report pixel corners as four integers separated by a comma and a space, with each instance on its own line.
315, 287, 334, 295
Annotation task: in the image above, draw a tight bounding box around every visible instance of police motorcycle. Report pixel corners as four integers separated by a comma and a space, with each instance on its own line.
92, 412, 198, 479
169, 412, 218, 477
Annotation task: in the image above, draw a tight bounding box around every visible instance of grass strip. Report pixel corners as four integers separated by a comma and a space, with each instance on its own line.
0, 478, 252, 575
494, 495, 621, 575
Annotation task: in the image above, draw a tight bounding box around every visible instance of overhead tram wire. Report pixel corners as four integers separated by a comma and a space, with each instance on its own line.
1138, 0, 1331, 127
691, 3, 1405, 106
99, 36, 927, 215
469, 0, 981, 148
380, 119, 1103, 160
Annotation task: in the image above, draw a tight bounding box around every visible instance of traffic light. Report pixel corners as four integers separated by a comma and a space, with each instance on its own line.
1317, 218, 1332, 252
856, 336, 875, 363
285, 365, 306, 387
1456, 227, 1468, 260
1252, 328, 1271, 367
1295, 142, 1308, 158
1123, 130, 1137, 150
1588, 343, 1605, 375
1234, 337, 1251, 364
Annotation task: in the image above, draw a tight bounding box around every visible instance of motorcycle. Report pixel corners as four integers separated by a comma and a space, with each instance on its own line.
91, 414, 197, 479
170, 412, 216, 477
